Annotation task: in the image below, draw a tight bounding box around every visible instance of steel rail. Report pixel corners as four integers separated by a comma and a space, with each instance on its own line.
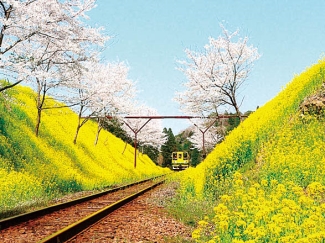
38, 179, 165, 243
0, 175, 164, 230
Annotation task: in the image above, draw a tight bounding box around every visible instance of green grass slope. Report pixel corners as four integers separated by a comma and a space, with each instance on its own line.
175, 59, 325, 241
0, 85, 169, 217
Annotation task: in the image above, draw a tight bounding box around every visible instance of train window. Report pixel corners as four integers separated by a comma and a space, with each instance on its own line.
183, 153, 188, 159
178, 153, 182, 159
172, 153, 177, 159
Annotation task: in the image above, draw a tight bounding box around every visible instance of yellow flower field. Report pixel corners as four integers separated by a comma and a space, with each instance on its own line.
0, 85, 169, 215
175, 59, 325, 241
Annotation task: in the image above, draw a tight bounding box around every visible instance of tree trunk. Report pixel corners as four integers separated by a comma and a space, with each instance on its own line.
73, 122, 81, 145
73, 106, 84, 144
122, 141, 128, 154
35, 107, 42, 137
35, 78, 46, 137
228, 88, 242, 123
94, 122, 102, 145
234, 104, 242, 122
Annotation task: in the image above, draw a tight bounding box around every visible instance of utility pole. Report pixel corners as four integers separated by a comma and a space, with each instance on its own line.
106, 115, 246, 168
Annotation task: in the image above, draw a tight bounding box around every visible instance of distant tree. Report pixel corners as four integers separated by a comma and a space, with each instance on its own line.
224, 110, 253, 134
175, 129, 193, 151
160, 128, 177, 168
175, 129, 203, 167
141, 144, 160, 164
244, 110, 254, 116
175, 24, 260, 120
190, 147, 200, 167
226, 112, 241, 133
101, 117, 133, 145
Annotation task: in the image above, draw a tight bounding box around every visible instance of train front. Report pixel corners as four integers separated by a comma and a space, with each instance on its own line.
171, 151, 189, 170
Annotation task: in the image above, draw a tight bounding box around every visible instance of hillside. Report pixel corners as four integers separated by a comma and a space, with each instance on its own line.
174, 59, 325, 241
0, 85, 169, 217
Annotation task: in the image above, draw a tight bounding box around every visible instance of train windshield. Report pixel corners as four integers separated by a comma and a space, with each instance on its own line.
183, 153, 188, 160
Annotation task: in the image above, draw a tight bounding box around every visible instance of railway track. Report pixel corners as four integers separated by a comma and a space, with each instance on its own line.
0, 176, 165, 242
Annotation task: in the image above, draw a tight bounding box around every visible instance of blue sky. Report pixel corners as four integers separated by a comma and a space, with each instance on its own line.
88, 0, 325, 134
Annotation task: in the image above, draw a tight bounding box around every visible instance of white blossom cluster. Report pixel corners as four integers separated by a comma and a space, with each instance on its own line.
176, 25, 260, 150
0, 0, 166, 149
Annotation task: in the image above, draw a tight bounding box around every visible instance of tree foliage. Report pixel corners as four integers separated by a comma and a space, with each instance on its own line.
0, 0, 107, 92
66, 61, 137, 144
100, 117, 133, 145
141, 145, 160, 164
0, 0, 108, 137
175, 24, 260, 118
160, 128, 177, 168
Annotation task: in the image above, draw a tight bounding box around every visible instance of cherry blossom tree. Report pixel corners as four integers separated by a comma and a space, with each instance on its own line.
175, 25, 260, 119
90, 62, 137, 145
0, 0, 108, 136
65, 60, 137, 144
0, 0, 106, 92
24, 42, 93, 136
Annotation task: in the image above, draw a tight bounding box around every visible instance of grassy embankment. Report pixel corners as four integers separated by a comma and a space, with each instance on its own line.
0, 85, 169, 218
171, 59, 325, 242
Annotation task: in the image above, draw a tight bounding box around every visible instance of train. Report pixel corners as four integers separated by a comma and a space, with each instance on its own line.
171, 151, 190, 170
